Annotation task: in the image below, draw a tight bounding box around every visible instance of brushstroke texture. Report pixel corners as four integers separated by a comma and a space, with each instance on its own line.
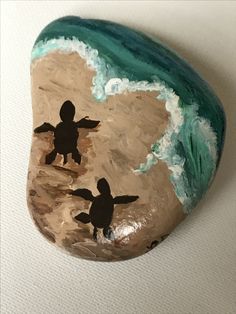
31, 16, 225, 212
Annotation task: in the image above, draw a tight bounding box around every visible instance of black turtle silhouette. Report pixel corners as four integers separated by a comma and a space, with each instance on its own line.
70, 178, 139, 241
34, 100, 100, 165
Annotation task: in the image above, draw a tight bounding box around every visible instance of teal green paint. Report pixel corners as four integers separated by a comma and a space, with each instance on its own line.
32, 16, 226, 212
33, 17, 225, 152
174, 106, 217, 211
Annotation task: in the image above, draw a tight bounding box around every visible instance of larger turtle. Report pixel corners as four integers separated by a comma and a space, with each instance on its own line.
70, 178, 139, 241
34, 100, 100, 165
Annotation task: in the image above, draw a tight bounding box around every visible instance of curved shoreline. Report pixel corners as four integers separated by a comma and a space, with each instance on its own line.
31, 38, 218, 212
28, 51, 185, 260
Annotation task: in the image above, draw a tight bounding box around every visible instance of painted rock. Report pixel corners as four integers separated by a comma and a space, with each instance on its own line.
27, 16, 225, 261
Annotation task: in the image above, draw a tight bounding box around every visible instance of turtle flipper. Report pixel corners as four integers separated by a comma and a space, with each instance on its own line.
63, 154, 68, 165
45, 149, 57, 164
71, 149, 81, 165
70, 188, 94, 201
93, 227, 98, 241
76, 117, 100, 129
113, 195, 139, 204
74, 212, 91, 224
34, 122, 55, 133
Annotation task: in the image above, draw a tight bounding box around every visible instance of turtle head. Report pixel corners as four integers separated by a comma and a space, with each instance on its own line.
60, 100, 75, 122
97, 178, 111, 195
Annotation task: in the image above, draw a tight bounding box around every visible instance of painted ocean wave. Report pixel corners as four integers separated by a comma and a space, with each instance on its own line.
33, 16, 225, 151
32, 30, 223, 213
105, 78, 217, 212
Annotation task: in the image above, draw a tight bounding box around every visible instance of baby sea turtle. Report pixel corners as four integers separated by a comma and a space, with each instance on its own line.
34, 100, 100, 165
70, 178, 139, 241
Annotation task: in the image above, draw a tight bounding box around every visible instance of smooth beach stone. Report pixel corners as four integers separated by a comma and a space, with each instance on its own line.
27, 16, 225, 261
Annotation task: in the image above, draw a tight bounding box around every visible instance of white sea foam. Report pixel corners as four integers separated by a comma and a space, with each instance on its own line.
32, 39, 185, 179
32, 37, 114, 101
104, 77, 185, 178
31, 38, 218, 210
198, 119, 217, 165
31, 37, 186, 201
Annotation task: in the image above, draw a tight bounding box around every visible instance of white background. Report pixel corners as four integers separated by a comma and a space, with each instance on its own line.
1, 1, 236, 313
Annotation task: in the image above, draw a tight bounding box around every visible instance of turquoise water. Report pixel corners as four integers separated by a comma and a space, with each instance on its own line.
159, 104, 218, 210
32, 16, 226, 212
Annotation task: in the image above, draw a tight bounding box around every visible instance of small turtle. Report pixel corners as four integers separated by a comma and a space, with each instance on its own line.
70, 178, 139, 241
34, 100, 100, 165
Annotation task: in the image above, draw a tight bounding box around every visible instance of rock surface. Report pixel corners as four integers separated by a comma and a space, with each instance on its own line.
27, 16, 225, 261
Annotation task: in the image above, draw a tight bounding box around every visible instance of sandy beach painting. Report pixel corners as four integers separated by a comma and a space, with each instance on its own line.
27, 16, 225, 261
